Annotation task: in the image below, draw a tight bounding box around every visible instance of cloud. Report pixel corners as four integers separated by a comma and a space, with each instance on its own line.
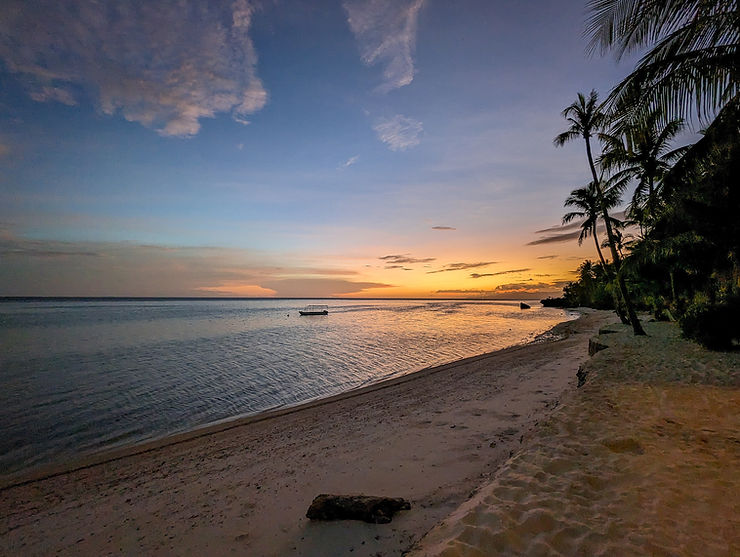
492, 268, 530, 276
469, 268, 530, 279
380, 254, 435, 264
436, 280, 571, 298
535, 221, 584, 234
537, 255, 558, 260
341, 155, 360, 168
261, 278, 394, 297
526, 230, 582, 246
0, 232, 376, 297
374, 115, 423, 151
0, 0, 267, 137
427, 261, 496, 274
431, 226, 456, 231
344, 0, 425, 92
28, 86, 77, 106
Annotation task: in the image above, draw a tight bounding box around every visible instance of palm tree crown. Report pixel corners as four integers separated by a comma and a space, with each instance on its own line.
585, 0, 739, 122
600, 110, 690, 222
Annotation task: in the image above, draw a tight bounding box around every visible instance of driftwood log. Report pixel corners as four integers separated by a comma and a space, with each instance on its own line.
306, 494, 411, 524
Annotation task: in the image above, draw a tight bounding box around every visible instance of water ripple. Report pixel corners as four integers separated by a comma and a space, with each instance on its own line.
0, 299, 573, 476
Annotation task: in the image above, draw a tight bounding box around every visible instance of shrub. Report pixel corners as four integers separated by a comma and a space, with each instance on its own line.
679, 296, 740, 350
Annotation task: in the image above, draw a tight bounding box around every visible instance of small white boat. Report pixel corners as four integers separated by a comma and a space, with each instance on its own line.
299, 304, 329, 315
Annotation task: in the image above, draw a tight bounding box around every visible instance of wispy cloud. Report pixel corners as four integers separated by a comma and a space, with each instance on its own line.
29, 86, 78, 106
261, 278, 394, 297
470, 268, 530, 279
537, 255, 558, 260
344, 0, 425, 92
427, 261, 497, 274
437, 280, 570, 297
431, 226, 456, 231
374, 115, 423, 151
535, 221, 584, 234
526, 231, 581, 246
341, 155, 360, 168
0, 0, 267, 137
380, 254, 435, 264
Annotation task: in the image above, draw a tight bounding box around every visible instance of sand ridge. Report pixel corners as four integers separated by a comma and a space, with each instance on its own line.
411, 320, 740, 556
0, 310, 613, 556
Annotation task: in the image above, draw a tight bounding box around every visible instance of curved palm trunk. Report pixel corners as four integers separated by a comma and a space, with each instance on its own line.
592, 224, 608, 270
585, 137, 646, 335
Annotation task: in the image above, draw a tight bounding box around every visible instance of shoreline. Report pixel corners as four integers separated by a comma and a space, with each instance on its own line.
1, 309, 610, 556
1, 309, 580, 491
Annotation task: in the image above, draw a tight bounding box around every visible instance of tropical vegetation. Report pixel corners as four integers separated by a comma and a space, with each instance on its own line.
547, 0, 739, 349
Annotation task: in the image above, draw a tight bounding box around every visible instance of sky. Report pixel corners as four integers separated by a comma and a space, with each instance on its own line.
0, 0, 643, 298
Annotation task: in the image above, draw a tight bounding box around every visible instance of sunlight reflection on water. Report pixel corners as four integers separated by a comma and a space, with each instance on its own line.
0, 299, 575, 475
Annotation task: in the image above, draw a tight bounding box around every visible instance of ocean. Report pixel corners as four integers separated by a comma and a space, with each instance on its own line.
0, 298, 576, 478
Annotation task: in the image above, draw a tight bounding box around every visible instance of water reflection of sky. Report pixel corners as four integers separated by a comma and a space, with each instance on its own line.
0, 299, 574, 476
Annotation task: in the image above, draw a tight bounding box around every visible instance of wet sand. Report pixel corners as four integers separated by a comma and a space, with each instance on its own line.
411, 320, 740, 556
0, 310, 612, 556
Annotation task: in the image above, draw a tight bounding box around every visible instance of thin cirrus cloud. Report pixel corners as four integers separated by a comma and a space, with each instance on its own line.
379, 254, 436, 264
374, 115, 423, 151
526, 231, 582, 246
431, 226, 456, 231
341, 155, 360, 168
427, 261, 497, 274
469, 268, 531, 279
0, 0, 267, 137
344, 0, 425, 92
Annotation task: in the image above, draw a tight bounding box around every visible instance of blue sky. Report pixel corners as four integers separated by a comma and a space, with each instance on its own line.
0, 0, 648, 297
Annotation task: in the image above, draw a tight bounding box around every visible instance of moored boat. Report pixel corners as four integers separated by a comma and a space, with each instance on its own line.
299, 304, 329, 315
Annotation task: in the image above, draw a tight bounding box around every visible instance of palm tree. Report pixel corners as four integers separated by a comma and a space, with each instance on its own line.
562, 179, 623, 271
585, 0, 739, 123
555, 90, 647, 335
600, 110, 690, 226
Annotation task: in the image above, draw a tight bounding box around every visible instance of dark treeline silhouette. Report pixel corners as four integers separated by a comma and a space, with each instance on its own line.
547, 0, 739, 349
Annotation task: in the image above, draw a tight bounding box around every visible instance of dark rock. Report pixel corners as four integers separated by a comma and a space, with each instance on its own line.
306, 494, 411, 524
588, 338, 609, 356
519, 302, 531, 309
576, 365, 588, 387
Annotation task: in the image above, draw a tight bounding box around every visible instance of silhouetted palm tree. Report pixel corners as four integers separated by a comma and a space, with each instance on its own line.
563, 179, 623, 271
585, 0, 739, 122
600, 110, 690, 226
555, 90, 646, 335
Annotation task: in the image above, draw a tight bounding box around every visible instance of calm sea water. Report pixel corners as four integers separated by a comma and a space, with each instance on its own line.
0, 299, 576, 477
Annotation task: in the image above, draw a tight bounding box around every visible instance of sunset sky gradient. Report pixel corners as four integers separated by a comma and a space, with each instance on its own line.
0, 0, 642, 298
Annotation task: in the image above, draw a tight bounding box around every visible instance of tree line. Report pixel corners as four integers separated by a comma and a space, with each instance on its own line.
544, 0, 738, 350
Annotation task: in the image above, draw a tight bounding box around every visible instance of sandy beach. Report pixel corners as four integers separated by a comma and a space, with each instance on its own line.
411, 320, 740, 556
1, 310, 612, 556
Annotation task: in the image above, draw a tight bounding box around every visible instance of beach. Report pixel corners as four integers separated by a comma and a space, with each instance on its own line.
3, 310, 737, 556
411, 319, 740, 556
1, 310, 612, 556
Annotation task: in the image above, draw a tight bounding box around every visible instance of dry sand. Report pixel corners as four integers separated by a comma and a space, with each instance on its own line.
0, 310, 613, 556
411, 320, 740, 556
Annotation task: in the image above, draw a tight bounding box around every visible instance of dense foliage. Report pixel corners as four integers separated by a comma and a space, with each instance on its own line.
551, 0, 739, 349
